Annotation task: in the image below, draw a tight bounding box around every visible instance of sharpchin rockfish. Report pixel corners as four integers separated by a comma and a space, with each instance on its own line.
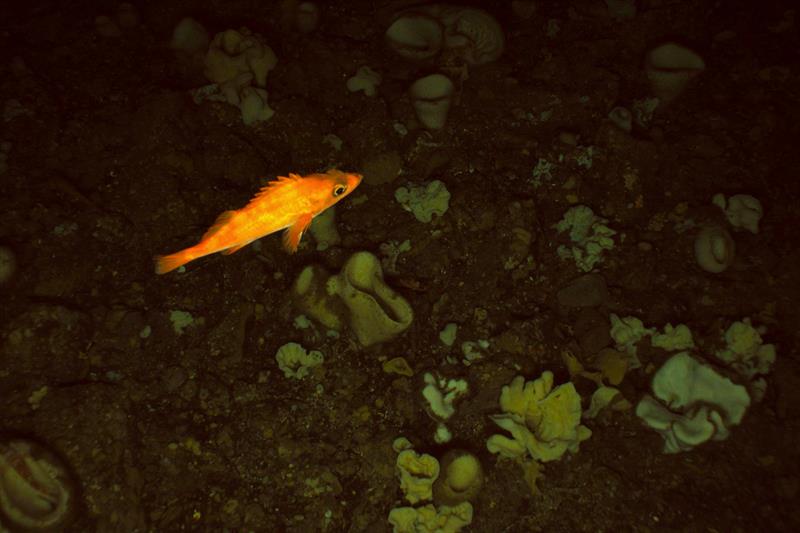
155, 169, 363, 274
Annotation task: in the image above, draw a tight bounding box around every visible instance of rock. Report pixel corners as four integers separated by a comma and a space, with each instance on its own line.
579, 325, 613, 355
556, 274, 609, 308
162, 366, 188, 392
574, 308, 612, 354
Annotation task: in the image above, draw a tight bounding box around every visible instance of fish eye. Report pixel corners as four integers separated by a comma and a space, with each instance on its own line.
333, 185, 347, 197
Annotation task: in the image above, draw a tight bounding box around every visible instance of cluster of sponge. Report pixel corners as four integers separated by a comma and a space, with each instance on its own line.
633, 317, 775, 452
292, 251, 413, 347
555, 205, 616, 272
172, 18, 278, 126
388, 439, 481, 533
202, 28, 278, 125
486, 371, 591, 463
635, 352, 750, 453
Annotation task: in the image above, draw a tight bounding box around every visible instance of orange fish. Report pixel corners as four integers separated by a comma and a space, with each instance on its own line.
155, 169, 363, 274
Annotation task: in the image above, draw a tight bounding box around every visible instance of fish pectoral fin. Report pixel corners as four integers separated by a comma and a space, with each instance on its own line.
202, 210, 236, 240
282, 213, 313, 253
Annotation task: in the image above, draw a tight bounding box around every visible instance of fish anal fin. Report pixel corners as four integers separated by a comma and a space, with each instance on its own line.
222, 243, 246, 255
282, 213, 313, 253
202, 210, 236, 240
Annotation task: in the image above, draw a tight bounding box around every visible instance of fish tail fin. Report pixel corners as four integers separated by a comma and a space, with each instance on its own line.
154, 250, 193, 274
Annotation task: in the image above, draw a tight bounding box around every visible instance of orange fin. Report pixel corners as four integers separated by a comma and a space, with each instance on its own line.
221, 243, 246, 255
202, 210, 236, 240
282, 213, 313, 253
155, 252, 191, 274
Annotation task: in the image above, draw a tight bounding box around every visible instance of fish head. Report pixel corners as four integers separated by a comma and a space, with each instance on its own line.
321, 169, 363, 205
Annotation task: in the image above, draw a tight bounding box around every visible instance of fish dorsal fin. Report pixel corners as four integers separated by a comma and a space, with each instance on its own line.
245, 173, 304, 208
202, 210, 235, 240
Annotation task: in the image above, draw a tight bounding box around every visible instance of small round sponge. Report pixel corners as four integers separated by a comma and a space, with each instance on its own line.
433, 450, 483, 505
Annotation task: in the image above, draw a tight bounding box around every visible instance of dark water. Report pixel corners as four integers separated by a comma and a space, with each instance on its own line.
1, 0, 799, 531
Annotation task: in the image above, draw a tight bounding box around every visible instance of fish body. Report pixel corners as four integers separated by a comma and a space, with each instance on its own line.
155, 169, 362, 274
